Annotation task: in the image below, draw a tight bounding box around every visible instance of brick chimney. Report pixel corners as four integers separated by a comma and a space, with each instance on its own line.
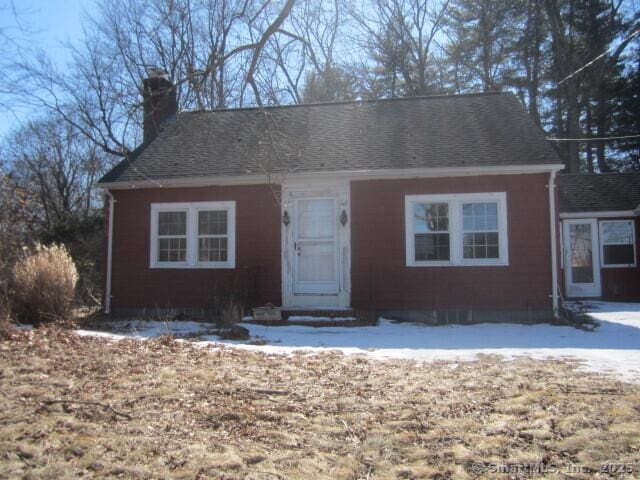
142, 68, 177, 144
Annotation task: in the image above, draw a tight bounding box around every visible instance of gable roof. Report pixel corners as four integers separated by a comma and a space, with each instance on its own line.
99, 91, 561, 186
558, 172, 640, 213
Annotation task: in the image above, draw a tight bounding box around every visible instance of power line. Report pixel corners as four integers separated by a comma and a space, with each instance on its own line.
547, 134, 640, 142
556, 27, 640, 86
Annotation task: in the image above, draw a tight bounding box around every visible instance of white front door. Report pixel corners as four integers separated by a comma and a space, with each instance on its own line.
563, 219, 601, 298
294, 198, 339, 295
282, 181, 350, 308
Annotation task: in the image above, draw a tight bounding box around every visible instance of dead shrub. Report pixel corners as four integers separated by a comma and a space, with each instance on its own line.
0, 290, 13, 339
214, 297, 250, 340
218, 298, 242, 328
10, 243, 78, 325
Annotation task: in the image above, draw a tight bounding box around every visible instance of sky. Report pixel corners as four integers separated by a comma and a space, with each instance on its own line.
0, 0, 88, 138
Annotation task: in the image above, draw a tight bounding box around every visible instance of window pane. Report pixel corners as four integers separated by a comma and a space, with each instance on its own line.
603, 244, 634, 265
199, 237, 228, 262
415, 233, 450, 261
298, 241, 335, 281
198, 210, 227, 235
462, 202, 500, 260
486, 213, 498, 230
158, 211, 186, 235
414, 203, 448, 233
463, 202, 499, 232
158, 238, 186, 262
298, 199, 334, 239
570, 223, 593, 283
463, 232, 499, 259
602, 221, 633, 245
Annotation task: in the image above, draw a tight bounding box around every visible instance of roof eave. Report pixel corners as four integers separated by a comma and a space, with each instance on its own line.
97, 163, 565, 190
559, 210, 639, 219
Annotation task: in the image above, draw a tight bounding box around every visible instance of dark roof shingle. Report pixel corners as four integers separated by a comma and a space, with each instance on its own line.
558, 173, 640, 213
99, 91, 560, 184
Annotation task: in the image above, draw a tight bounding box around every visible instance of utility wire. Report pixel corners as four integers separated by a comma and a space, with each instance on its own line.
547, 134, 640, 142
556, 27, 640, 86
543, 28, 640, 143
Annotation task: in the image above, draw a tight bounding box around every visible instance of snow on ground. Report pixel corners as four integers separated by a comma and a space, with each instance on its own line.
565, 300, 640, 328
76, 320, 217, 339
285, 316, 357, 322
75, 301, 640, 383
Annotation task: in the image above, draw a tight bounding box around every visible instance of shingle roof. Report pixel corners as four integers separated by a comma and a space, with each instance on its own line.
558, 173, 640, 213
99, 91, 560, 185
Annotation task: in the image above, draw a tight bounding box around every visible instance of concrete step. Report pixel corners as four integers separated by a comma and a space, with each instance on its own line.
245, 309, 376, 327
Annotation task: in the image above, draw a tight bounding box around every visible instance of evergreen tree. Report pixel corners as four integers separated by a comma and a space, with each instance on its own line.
446, 0, 523, 92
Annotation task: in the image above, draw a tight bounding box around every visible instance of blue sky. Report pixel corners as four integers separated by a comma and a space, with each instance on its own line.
0, 0, 88, 138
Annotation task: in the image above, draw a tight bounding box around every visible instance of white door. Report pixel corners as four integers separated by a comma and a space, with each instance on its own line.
294, 197, 339, 295
563, 219, 601, 298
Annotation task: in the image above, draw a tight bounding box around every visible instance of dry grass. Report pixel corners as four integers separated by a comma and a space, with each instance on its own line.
10, 244, 78, 325
0, 329, 639, 479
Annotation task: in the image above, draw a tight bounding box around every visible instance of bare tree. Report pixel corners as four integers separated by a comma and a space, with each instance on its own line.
348, 0, 451, 97
260, 0, 354, 103
12, 0, 299, 158
4, 115, 104, 232
0, 1, 37, 112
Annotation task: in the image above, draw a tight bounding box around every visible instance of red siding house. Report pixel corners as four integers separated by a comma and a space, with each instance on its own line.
98, 72, 566, 321
558, 173, 640, 300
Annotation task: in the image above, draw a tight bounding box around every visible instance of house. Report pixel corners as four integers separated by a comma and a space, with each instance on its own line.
98, 71, 566, 321
558, 173, 640, 300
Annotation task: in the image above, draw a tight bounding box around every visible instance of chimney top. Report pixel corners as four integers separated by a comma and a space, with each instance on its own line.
142, 68, 177, 144
145, 66, 170, 81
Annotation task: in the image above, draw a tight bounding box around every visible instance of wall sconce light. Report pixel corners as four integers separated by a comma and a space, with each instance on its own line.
340, 210, 348, 226
282, 210, 290, 226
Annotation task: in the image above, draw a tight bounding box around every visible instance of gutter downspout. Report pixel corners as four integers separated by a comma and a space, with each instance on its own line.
105, 190, 115, 315
548, 171, 559, 319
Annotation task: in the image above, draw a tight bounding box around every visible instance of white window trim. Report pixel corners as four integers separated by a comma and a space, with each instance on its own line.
599, 219, 636, 268
150, 201, 236, 269
405, 192, 509, 267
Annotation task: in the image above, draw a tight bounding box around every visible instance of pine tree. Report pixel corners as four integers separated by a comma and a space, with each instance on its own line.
446, 0, 523, 92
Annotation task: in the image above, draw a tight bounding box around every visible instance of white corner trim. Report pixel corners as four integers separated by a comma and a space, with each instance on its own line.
560, 210, 637, 219
149, 201, 236, 269
105, 191, 115, 314
405, 192, 509, 267
98, 164, 565, 190
548, 171, 559, 318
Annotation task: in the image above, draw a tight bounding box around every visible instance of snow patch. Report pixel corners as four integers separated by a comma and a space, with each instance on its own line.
286, 316, 357, 322
73, 301, 640, 383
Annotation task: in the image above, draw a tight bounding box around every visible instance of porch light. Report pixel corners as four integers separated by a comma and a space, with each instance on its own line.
282, 210, 290, 226
340, 209, 348, 226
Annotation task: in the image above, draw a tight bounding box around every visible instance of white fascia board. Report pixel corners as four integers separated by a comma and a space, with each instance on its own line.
97, 163, 565, 190
559, 210, 637, 219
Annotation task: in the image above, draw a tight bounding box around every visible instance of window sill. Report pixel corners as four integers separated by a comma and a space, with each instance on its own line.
601, 263, 636, 269
150, 262, 235, 269
406, 261, 509, 268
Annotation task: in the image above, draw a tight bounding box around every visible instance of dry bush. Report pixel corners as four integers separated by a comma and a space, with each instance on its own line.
218, 298, 242, 328
0, 289, 13, 338
10, 243, 78, 325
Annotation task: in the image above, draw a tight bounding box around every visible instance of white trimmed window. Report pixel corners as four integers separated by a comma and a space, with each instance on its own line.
600, 220, 636, 267
150, 201, 236, 268
405, 193, 508, 266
